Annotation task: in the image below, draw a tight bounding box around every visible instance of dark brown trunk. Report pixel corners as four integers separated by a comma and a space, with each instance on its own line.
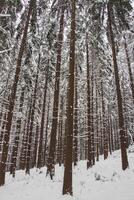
107, 2, 129, 170
37, 66, 49, 168
101, 79, 108, 160
100, 112, 103, 155
57, 96, 64, 166
44, 97, 50, 165
32, 123, 39, 168
73, 65, 78, 166
108, 109, 112, 155
47, 8, 65, 179
91, 66, 95, 165
110, 117, 114, 151
122, 77, 129, 148
96, 85, 99, 162
0, 1, 33, 186
86, 37, 92, 169
62, 0, 76, 195
25, 57, 40, 174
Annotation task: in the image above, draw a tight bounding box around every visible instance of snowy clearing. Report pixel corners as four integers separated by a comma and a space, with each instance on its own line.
0, 148, 134, 200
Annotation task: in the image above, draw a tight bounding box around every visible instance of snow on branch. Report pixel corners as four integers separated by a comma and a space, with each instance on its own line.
0, 14, 11, 17
0, 48, 12, 54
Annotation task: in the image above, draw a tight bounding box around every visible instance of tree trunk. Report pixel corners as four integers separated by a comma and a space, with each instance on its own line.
86, 37, 92, 169
32, 123, 39, 168
107, 2, 129, 170
44, 96, 50, 165
96, 85, 99, 162
101, 79, 108, 160
124, 35, 134, 104
57, 96, 64, 166
0, 112, 7, 153
19, 99, 32, 170
25, 56, 40, 174
0, 1, 33, 186
47, 7, 65, 179
91, 65, 95, 165
73, 65, 78, 166
62, 0, 76, 195
37, 66, 49, 169
10, 87, 25, 177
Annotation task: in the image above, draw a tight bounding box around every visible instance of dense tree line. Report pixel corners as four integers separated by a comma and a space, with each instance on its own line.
0, 0, 134, 196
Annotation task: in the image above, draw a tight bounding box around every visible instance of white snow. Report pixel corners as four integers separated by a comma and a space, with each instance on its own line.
0, 148, 134, 200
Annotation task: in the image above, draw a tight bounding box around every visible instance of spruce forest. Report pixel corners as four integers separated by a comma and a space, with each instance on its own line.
0, 0, 134, 199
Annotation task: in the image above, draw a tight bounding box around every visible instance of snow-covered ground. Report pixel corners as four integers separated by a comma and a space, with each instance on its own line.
1, 147, 134, 200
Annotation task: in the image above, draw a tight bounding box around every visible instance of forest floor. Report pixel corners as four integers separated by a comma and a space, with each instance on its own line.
0, 147, 134, 200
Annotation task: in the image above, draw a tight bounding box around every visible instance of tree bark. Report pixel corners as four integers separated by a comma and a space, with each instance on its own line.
73, 65, 78, 166
107, 2, 129, 170
0, 1, 33, 186
101, 79, 108, 160
86, 37, 92, 169
44, 96, 50, 165
10, 87, 25, 177
47, 7, 65, 179
19, 99, 32, 170
37, 66, 49, 168
62, 0, 76, 195
25, 56, 40, 174
124, 35, 134, 104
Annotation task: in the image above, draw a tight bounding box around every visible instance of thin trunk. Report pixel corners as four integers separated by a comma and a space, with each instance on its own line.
101, 79, 108, 160
91, 66, 95, 165
47, 7, 65, 179
0, 112, 7, 153
86, 37, 92, 169
44, 97, 50, 165
108, 110, 112, 155
73, 65, 78, 166
10, 87, 25, 177
37, 66, 49, 169
57, 96, 64, 166
122, 77, 129, 147
32, 123, 39, 168
25, 57, 40, 174
110, 117, 114, 151
19, 99, 32, 170
124, 36, 134, 104
100, 112, 103, 155
96, 86, 99, 162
